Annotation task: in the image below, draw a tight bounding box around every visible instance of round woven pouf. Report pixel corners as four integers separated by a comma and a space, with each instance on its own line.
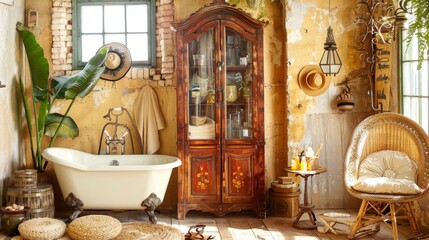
67, 215, 122, 240
18, 217, 66, 240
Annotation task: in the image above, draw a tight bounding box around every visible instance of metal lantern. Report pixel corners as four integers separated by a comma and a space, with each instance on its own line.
319, 26, 342, 76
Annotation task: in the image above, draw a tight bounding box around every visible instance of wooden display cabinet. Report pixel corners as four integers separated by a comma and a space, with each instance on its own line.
175, 0, 266, 219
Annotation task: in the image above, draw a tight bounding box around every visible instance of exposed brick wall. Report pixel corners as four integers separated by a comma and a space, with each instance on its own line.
51, 0, 175, 87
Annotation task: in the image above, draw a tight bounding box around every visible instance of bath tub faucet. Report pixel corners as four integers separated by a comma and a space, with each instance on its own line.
98, 107, 143, 155
105, 128, 126, 154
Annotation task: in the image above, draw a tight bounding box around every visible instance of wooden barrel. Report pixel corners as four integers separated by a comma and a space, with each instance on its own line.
6, 184, 54, 218
268, 188, 300, 218
13, 169, 37, 188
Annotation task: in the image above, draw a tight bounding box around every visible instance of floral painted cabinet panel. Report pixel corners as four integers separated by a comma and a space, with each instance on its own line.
223, 148, 256, 203
176, 0, 265, 219
188, 148, 220, 203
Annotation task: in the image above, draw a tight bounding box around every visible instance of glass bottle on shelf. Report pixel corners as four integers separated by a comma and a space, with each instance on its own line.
188, 29, 216, 140
225, 27, 253, 140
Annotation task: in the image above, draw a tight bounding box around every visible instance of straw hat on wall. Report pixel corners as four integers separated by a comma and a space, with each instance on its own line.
298, 65, 330, 96
97, 42, 132, 81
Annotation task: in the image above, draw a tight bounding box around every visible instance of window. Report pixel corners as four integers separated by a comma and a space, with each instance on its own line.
73, 0, 155, 69
400, 30, 429, 132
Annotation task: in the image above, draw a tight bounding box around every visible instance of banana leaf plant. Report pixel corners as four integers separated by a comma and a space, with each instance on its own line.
17, 22, 107, 172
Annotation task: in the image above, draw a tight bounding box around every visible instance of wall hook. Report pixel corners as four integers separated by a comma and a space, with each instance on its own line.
0, 81, 6, 88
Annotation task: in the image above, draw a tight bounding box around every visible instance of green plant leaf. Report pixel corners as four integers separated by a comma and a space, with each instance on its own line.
19, 76, 36, 167
16, 22, 49, 103
45, 113, 79, 139
404, 0, 429, 69
51, 76, 71, 100
52, 48, 107, 100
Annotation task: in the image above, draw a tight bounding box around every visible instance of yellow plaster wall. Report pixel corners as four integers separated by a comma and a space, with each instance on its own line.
286, 0, 370, 142
0, 0, 25, 206
285, 0, 373, 209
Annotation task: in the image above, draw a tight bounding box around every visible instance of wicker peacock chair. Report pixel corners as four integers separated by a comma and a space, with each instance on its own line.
344, 112, 429, 239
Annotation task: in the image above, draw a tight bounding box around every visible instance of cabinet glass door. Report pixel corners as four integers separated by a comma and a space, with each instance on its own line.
188, 28, 216, 140
225, 27, 253, 139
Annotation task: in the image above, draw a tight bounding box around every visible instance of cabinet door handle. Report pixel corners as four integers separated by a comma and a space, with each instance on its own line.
217, 61, 224, 71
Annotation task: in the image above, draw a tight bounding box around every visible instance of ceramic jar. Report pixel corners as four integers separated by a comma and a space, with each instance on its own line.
226, 85, 238, 102
1, 207, 27, 236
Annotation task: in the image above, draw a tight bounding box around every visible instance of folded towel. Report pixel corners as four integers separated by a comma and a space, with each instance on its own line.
188, 118, 215, 139
133, 85, 165, 154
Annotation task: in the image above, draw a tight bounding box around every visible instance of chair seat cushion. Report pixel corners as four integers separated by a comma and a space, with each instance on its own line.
351, 150, 422, 195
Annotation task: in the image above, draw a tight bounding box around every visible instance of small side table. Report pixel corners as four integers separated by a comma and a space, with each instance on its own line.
284, 167, 327, 229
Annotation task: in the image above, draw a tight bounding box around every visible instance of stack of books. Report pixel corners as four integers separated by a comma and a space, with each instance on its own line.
271, 176, 299, 193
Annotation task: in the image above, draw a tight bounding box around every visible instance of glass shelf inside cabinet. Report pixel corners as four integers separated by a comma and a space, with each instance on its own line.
188, 28, 216, 140
225, 27, 253, 140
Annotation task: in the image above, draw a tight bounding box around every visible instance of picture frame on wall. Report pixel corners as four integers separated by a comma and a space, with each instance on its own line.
0, 0, 13, 5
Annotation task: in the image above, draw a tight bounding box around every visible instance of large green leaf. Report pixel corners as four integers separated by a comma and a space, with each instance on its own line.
16, 22, 49, 103
52, 48, 107, 100
45, 113, 79, 139
19, 76, 36, 167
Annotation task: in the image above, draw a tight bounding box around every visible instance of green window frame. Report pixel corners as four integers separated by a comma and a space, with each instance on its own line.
73, 0, 156, 69
399, 30, 429, 133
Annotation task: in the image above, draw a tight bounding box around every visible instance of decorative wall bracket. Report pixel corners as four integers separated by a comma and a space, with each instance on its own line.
355, 0, 397, 112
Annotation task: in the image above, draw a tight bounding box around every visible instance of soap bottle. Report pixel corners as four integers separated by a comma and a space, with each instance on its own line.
305, 146, 314, 171
300, 155, 307, 171
291, 148, 300, 170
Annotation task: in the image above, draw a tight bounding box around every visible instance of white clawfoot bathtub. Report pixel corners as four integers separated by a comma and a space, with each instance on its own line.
42, 147, 181, 217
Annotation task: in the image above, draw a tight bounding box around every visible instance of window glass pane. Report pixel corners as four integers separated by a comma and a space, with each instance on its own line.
105, 34, 126, 45
402, 32, 419, 61
127, 5, 148, 32
410, 97, 419, 123
127, 34, 148, 61
81, 6, 103, 33
421, 63, 429, 96
82, 35, 103, 62
402, 62, 421, 96
422, 99, 429, 133
104, 5, 125, 33
403, 97, 411, 117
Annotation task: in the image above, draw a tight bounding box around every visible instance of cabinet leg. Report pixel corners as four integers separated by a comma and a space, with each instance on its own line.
177, 204, 187, 220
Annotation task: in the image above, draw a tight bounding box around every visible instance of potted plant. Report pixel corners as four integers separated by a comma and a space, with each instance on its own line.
239, 74, 252, 102
399, 0, 429, 69
17, 22, 107, 172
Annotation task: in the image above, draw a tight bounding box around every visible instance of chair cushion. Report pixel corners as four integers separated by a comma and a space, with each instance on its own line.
351, 150, 422, 195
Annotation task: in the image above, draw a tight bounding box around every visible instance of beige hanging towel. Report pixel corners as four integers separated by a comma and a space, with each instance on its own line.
133, 85, 166, 154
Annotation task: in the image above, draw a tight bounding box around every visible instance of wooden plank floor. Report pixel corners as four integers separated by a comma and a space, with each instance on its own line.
0, 209, 423, 239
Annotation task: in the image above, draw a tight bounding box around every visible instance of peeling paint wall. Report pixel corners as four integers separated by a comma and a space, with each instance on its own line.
0, 0, 25, 206
286, 0, 373, 209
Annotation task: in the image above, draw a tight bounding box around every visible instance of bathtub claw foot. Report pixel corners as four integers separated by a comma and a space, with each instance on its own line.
141, 193, 161, 224
65, 192, 84, 223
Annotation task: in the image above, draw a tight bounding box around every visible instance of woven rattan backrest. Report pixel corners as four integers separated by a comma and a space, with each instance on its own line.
345, 113, 429, 192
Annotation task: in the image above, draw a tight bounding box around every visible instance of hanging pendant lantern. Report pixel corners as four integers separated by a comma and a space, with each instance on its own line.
319, 26, 342, 76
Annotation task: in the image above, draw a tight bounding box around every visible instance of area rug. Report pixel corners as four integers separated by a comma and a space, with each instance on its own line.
113, 222, 183, 240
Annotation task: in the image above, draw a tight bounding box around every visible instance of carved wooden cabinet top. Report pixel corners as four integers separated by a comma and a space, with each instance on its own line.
175, 0, 268, 32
